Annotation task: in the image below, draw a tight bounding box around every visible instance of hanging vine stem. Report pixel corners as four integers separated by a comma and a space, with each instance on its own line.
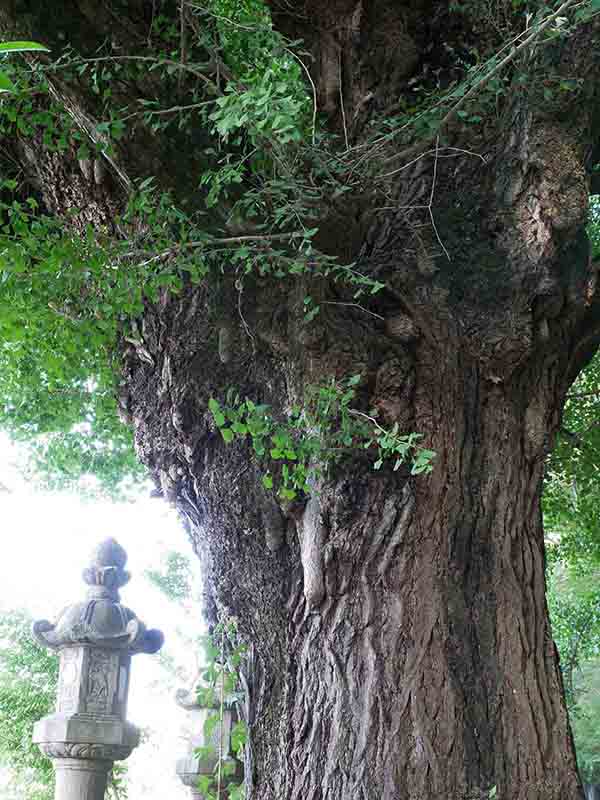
216, 626, 225, 800
338, 46, 349, 152
284, 47, 317, 146
427, 137, 450, 261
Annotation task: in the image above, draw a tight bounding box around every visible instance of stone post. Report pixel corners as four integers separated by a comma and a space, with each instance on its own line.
32, 537, 164, 800
175, 688, 238, 799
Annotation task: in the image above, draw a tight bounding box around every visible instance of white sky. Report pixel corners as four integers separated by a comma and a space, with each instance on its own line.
0, 433, 204, 800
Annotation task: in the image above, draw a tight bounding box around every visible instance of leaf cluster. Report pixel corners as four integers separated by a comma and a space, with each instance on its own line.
194, 622, 247, 800
145, 551, 194, 603
209, 375, 435, 501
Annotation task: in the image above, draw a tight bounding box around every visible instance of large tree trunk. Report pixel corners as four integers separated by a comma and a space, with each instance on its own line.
129, 282, 589, 800
3, 2, 600, 798
279, 359, 576, 800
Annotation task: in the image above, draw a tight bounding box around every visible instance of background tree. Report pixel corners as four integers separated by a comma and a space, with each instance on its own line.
568, 661, 600, 786
548, 565, 600, 787
548, 565, 600, 709
545, 345, 600, 787
1, 1, 600, 798
145, 549, 205, 690
0, 609, 57, 800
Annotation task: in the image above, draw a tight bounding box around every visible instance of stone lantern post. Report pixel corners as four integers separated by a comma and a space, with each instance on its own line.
32, 537, 164, 800
175, 688, 239, 799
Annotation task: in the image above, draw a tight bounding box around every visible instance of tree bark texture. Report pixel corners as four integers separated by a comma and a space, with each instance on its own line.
3, 2, 600, 799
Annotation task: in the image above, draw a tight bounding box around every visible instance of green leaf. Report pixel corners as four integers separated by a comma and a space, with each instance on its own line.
209, 398, 226, 428
0, 70, 15, 93
214, 411, 226, 427
221, 428, 235, 444
419, 449, 437, 460
138, 175, 156, 191
231, 720, 248, 753
204, 713, 220, 739
0, 41, 50, 53
197, 776, 213, 794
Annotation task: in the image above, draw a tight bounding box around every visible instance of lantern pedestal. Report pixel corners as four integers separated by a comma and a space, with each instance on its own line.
53, 758, 111, 800
175, 689, 240, 800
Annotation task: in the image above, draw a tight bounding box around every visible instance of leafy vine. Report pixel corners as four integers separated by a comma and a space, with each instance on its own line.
195, 623, 248, 800
209, 375, 435, 500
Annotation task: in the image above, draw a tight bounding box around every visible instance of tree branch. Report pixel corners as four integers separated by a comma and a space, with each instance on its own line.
127, 231, 307, 269
436, 0, 579, 133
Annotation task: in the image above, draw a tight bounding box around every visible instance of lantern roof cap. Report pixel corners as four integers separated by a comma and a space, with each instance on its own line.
32, 538, 164, 655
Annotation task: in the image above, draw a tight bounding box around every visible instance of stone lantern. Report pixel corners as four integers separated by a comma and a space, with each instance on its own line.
32, 537, 164, 800
175, 687, 239, 799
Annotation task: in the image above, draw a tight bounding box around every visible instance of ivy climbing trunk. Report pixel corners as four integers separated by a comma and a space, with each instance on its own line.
2, 2, 600, 800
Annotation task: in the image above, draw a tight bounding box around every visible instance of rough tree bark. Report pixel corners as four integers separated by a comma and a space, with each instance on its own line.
3, 2, 600, 799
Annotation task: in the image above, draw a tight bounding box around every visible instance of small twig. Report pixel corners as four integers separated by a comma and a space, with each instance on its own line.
376, 204, 429, 211
427, 137, 450, 261
118, 99, 214, 123
321, 301, 384, 321
148, 0, 157, 46
44, 75, 133, 194
285, 47, 317, 146
186, 1, 260, 31
338, 47, 349, 152
379, 142, 451, 259
130, 230, 306, 269
348, 408, 387, 435
179, 0, 187, 91
230, 464, 250, 489
377, 145, 485, 181
235, 277, 256, 349
196, 231, 305, 246
49, 55, 222, 95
